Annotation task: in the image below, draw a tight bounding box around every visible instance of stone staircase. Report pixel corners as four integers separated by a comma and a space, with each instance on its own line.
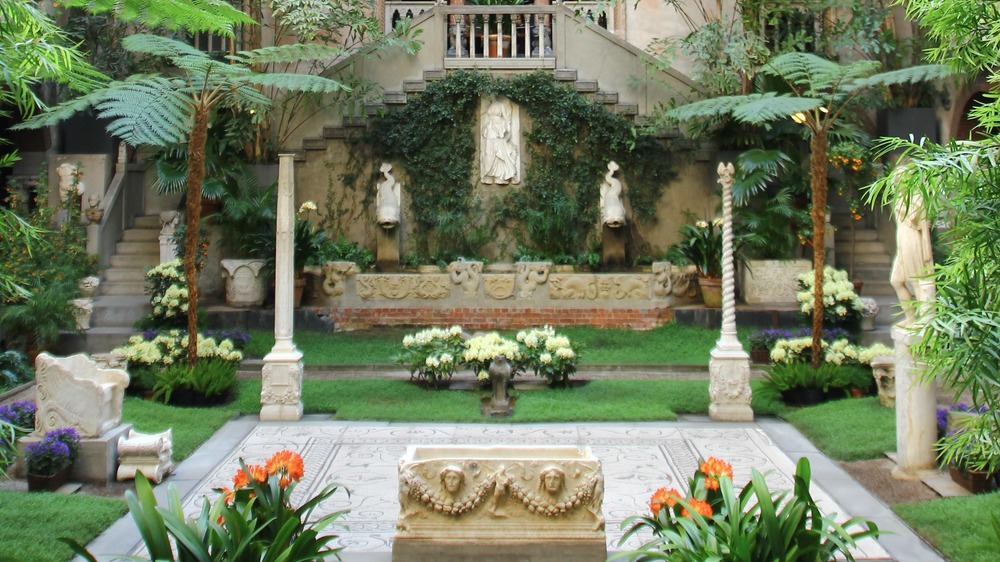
832, 212, 899, 342
85, 215, 159, 352
292, 68, 639, 159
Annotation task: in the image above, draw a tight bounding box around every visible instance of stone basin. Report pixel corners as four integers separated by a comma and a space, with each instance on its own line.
394, 445, 606, 561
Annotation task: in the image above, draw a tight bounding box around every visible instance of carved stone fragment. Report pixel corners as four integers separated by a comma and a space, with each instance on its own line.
322, 261, 360, 297
447, 260, 483, 296
357, 274, 450, 299
483, 275, 516, 300
549, 275, 598, 299
515, 262, 551, 299
34, 353, 129, 438
117, 428, 174, 484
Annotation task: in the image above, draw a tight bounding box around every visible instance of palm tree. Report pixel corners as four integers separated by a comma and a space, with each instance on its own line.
668, 52, 950, 368
19, 34, 348, 366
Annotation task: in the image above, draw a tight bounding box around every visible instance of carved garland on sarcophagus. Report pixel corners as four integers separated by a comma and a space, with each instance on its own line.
397, 461, 604, 531
483, 275, 516, 300
357, 274, 451, 299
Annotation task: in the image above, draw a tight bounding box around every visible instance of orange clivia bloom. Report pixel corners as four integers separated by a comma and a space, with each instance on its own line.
266, 449, 305, 484
220, 487, 235, 504
699, 457, 734, 491
681, 498, 713, 518
233, 464, 268, 489
649, 487, 682, 517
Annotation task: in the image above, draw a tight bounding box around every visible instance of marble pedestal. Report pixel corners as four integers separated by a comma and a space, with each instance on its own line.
17, 423, 132, 484
260, 350, 304, 421
891, 325, 938, 479
708, 348, 754, 421
377, 227, 400, 272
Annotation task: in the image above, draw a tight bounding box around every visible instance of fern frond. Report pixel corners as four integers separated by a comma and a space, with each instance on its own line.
242, 73, 349, 94
94, 79, 194, 146
61, 0, 255, 36
733, 94, 822, 124
666, 94, 767, 122
233, 44, 347, 66
122, 34, 209, 63
850, 64, 953, 90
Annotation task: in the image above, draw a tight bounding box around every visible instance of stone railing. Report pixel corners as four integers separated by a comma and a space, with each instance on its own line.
386, 1, 435, 32
438, 5, 560, 69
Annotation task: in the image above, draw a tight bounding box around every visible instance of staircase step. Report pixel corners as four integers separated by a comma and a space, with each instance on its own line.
575, 80, 598, 93
101, 281, 150, 296
302, 137, 326, 151
614, 103, 638, 116
847, 253, 892, 265
384, 91, 407, 105
345, 115, 367, 127
133, 215, 162, 229
90, 295, 151, 327
122, 229, 160, 242
103, 268, 147, 283
110, 254, 158, 268
554, 69, 577, 81
366, 102, 387, 116
836, 240, 889, 254
115, 241, 160, 255
834, 229, 879, 242
595, 91, 618, 104
323, 127, 347, 139
860, 282, 896, 297
81, 327, 144, 354
423, 69, 446, 81
852, 264, 894, 278
403, 80, 426, 93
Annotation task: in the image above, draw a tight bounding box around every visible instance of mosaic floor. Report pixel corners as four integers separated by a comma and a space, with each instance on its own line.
182, 421, 889, 558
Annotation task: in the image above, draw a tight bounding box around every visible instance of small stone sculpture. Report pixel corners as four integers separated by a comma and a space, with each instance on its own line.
890, 189, 935, 324
376, 163, 401, 229
447, 259, 483, 296
488, 355, 512, 416
599, 161, 626, 228
871, 355, 896, 408
117, 428, 174, 484
480, 97, 520, 185
56, 162, 83, 201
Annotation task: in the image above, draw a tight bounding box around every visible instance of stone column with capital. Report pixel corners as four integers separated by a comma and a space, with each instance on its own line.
260, 154, 304, 421
891, 324, 938, 479
708, 162, 753, 421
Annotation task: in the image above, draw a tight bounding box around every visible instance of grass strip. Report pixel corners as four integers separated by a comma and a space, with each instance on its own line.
783, 397, 895, 460
894, 493, 1000, 562
0, 491, 126, 562
123, 396, 239, 461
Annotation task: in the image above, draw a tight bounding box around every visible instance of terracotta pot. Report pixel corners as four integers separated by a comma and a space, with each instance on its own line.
698, 276, 723, 308
293, 277, 306, 308
750, 348, 771, 364
27, 465, 72, 492
852, 279, 864, 296
488, 34, 511, 57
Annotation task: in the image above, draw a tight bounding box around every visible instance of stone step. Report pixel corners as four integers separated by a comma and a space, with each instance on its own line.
110, 254, 158, 268
323, 126, 347, 139
133, 215, 163, 229
575, 80, 598, 93
861, 282, 896, 297
423, 69, 446, 81
384, 91, 407, 105
366, 102, 387, 116
847, 253, 892, 265
836, 240, 889, 254
102, 268, 147, 283
554, 68, 577, 81
403, 80, 426, 93
101, 281, 149, 296
302, 137, 326, 151
90, 295, 151, 327
852, 264, 894, 278
80, 327, 143, 354
344, 115, 367, 127
614, 103, 638, 116
834, 229, 879, 242
115, 240, 160, 255
122, 229, 160, 242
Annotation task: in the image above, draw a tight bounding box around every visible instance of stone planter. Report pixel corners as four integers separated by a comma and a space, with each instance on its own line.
220, 259, 267, 307
740, 259, 811, 304
71, 298, 93, 330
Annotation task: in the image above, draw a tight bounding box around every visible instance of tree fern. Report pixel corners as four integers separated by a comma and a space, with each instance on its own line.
62, 0, 253, 36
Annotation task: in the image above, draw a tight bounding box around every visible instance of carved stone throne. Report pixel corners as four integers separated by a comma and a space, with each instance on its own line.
34, 352, 130, 438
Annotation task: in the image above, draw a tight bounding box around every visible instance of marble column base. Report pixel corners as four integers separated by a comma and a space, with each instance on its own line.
709, 348, 753, 421
260, 349, 304, 421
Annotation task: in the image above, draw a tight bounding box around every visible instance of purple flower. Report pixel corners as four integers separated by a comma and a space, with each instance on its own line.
24, 439, 72, 476
142, 328, 161, 340
0, 400, 36, 429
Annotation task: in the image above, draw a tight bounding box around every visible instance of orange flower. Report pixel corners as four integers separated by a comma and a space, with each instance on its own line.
266, 449, 305, 485
699, 457, 734, 491
649, 487, 682, 517
232, 464, 268, 488
682, 498, 713, 518
220, 487, 235, 504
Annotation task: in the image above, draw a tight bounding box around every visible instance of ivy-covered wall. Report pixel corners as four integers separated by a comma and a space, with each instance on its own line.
294, 71, 717, 266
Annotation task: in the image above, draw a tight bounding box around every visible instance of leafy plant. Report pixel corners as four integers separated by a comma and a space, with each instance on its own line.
151, 358, 237, 404
64, 450, 349, 561
515, 327, 579, 386
394, 326, 465, 386
0, 280, 79, 352
316, 237, 375, 270
618, 456, 880, 561
0, 350, 33, 392
461, 332, 521, 381
936, 412, 1000, 474
0, 400, 35, 477
796, 266, 863, 330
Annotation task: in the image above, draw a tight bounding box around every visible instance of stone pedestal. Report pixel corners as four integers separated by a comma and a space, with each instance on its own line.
601, 225, 626, 268
260, 350, 304, 421
394, 445, 605, 562
891, 325, 937, 479
159, 211, 181, 263
709, 348, 754, 421
17, 423, 132, 484
377, 227, 400, 272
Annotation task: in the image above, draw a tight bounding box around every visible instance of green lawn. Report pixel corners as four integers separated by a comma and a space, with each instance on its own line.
0, 491, 126, 562
245, 324, 752, 366
783, 397, 896, 460
123, 396, 240, 461
894, 493, 1000, 562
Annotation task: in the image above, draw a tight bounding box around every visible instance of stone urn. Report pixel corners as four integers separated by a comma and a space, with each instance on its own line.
220, 259, 267, 307
71, 298, 94, 330
860, 297, 880, 331
78, 276, 100, 298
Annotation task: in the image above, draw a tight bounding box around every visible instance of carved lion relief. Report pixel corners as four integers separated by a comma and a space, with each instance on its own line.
321, 261, 360, 297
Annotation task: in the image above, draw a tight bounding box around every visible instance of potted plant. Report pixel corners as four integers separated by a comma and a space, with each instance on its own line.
213, 182, 276, 307
675, 219, 724, 307
24, 427, 81, 492
937, 411, 999, 494
0, 281, 79, 362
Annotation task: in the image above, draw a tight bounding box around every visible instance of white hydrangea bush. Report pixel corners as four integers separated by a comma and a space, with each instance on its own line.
796, 266, 863, 327
113, 330, 244, 368
144, 259, 189, 326
771, 337, 893, 368
516, 325, 579, 385
396, 326, 465, 384
464, 332, 521, 381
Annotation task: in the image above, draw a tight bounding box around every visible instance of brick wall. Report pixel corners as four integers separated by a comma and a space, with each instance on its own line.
324, 307, 674, 330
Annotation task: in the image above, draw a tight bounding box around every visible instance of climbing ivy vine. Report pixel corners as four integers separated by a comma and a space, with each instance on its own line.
344, 70, 677, 262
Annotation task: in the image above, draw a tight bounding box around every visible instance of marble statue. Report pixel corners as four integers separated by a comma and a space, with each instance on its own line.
890, 191, 935, 324
480, 97, 520, 185
599, 161, 626, 228
56, 162, 83, 201
539, 466, 564, 496
376, 163, 401, 229
33, 352, 129, 438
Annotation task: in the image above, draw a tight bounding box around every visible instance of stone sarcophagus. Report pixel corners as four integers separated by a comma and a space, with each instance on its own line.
394, 445, 606, 562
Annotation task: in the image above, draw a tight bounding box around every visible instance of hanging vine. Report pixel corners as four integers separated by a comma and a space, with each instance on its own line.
344, 70, 678, 261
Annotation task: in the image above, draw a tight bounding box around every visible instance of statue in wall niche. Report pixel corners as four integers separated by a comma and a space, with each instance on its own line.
376, 163, 401, 229
600, 161, 626, 228
480, 97, 520, 185
891, 189, 935, 325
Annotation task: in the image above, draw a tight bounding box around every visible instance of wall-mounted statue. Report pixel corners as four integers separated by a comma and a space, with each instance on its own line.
480, 97, 521, 185
600, 161, 625, 228
376, 163, 401, 229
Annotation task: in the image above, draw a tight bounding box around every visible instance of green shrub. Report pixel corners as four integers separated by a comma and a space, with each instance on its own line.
0, 350, 33, 391
151, 358, 237, 404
